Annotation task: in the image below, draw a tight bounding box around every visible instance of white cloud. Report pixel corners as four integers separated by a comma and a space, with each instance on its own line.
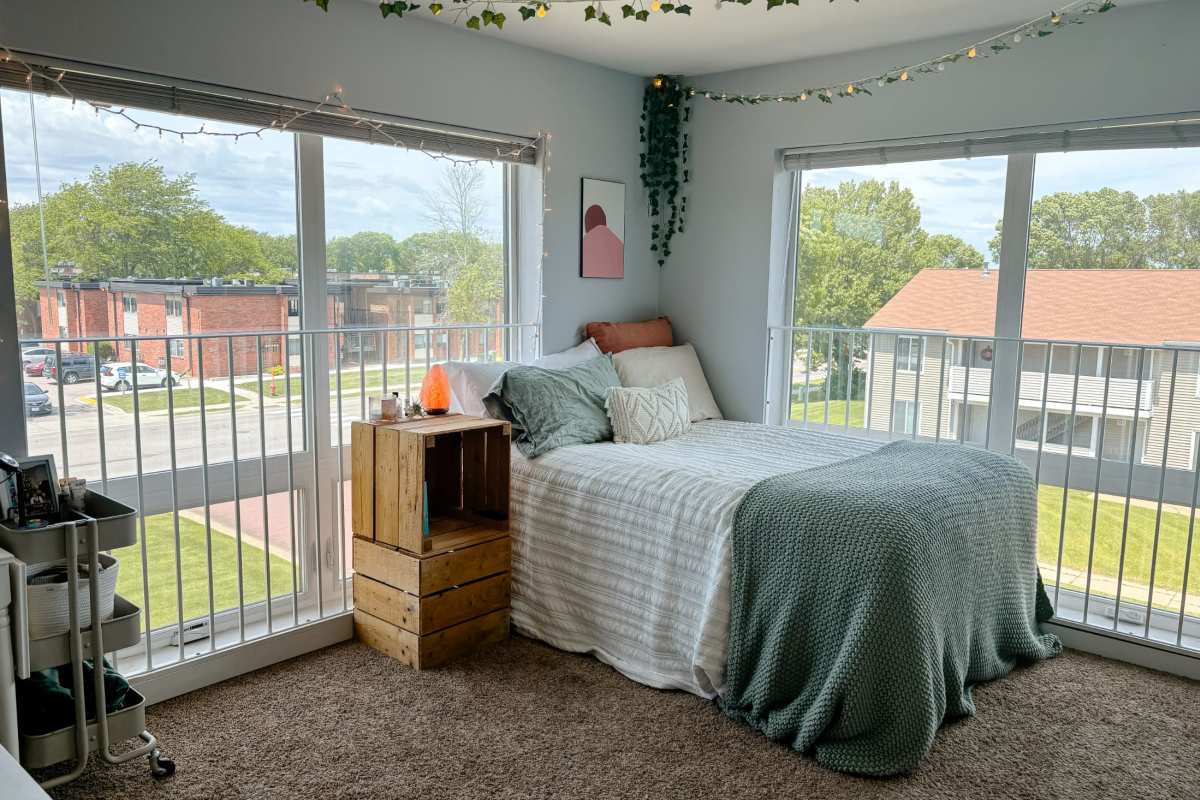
1, 89, 505, 242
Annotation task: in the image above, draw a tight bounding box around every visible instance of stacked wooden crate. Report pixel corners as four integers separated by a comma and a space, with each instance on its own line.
351, 415, 512, 669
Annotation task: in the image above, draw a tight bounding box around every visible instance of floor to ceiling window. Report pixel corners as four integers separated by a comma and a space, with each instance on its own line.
1, 64, 533, 672
780, 126, 1200, 649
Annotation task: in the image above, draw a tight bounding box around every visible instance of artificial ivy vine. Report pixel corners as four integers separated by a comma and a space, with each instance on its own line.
640, 76, 690, 267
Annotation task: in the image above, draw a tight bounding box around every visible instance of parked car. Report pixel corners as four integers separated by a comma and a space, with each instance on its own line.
24, 383, 53, 416
99, 362, 181, 391
21, 346, 56, 371
44, 352, 97, 385
24, 356, 47, 377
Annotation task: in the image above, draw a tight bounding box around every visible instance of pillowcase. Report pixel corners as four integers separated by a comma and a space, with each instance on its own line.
612, 343, 723, 423
605, 378, 690, 445
483, 355, 622, 458
585, 317, 673, 354
445, 338, 604, 417
446, 361, 512, 417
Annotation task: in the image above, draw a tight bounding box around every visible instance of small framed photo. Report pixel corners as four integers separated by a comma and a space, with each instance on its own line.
580, 177, 625, 279
18, 454, 59, 525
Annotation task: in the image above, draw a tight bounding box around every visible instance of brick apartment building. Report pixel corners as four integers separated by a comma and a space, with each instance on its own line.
38, 273, 503, 378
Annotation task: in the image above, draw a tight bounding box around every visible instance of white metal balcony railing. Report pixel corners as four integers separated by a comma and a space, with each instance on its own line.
15, 322, 539, 681
767, 325, 1200, 660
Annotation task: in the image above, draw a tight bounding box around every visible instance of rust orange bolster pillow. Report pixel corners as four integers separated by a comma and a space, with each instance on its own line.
585, 316, 674, 354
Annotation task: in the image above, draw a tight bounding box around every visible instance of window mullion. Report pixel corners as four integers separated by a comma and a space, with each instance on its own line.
989, 153, 1036, 452
294, 132, 338, 611
0, 101, 27, 457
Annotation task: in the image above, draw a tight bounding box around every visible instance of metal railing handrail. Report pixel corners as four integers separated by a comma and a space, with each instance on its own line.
770, 324, 1200, 355
18, 320, 540, 347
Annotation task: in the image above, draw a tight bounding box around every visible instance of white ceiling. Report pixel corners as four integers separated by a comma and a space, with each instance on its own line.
398, 0, 1160, 76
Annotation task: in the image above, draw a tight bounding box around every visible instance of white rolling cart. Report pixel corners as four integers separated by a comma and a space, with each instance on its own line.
0, 490, 174, 790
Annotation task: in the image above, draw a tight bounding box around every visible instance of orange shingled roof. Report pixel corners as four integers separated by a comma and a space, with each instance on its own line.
864, 269, 1200, 346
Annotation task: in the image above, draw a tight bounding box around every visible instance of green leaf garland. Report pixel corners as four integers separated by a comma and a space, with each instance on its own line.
302, 0, 839, 30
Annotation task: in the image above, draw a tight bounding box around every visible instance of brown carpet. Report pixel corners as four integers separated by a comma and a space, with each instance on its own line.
49, 636, 1199, 800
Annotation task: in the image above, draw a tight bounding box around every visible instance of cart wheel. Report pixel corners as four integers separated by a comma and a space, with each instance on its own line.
149, 749, 176, 779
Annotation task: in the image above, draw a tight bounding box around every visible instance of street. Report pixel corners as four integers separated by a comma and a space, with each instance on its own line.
22, 372, 391, 482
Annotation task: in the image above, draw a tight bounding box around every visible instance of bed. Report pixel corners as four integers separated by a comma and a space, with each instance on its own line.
509, 418, 881, 699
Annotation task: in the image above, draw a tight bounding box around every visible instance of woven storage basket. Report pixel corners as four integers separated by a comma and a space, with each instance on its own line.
26, 554, 119, 639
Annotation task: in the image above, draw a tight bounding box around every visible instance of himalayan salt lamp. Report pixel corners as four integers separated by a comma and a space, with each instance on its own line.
420, 363, 451, 415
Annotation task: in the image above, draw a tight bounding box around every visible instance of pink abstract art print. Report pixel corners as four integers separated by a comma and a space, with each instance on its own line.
580, 177, 625, 279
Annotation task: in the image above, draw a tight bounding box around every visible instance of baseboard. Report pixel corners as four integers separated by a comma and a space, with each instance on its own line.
130, 612, 354, 706
1044, 620, 1200, 681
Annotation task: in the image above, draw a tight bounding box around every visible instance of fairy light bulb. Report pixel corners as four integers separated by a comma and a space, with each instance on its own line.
846, 83, 855, 94
937, 62, 946, 71
1051, 12, 1062, 24
652, 76, 664, 89
899, 70, 909, 81
536, 3, 547, 16
431, 3, 442, 12
799, 92, 808, 101
967, 46, 977, 58
651, 0, 661, 10
1013, 33, 1023, 43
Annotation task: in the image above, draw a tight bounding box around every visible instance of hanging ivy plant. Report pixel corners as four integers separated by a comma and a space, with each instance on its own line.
640, 75, 690, 267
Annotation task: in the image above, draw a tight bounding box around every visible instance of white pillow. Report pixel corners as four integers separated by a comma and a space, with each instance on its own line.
532, 337, 602, 370
445, 338, 604, 417
605, 378, 690, 444
446, 361, 512, 417
612, 343, 723, 423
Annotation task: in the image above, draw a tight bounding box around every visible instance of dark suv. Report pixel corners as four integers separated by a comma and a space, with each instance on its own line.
44, 353, 96, 385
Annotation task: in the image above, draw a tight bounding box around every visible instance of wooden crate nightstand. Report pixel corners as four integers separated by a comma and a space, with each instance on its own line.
350, 415, 511, 669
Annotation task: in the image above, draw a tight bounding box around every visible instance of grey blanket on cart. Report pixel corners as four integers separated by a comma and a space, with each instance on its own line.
721, 439, 1061, 776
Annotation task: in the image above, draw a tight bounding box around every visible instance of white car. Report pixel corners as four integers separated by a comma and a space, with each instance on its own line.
21, 346, 56, 368
99, 362, 181, 391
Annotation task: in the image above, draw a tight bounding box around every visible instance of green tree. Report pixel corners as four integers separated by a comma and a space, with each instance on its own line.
9, 161, 290, 322
394, 230, 501, 281
1145, 190, 1200, 268
795, 179, 983, 329
989, 188, 1150, 268
326, 230, 401, 273
254, 232, 299, 277
446, 258, 503, 323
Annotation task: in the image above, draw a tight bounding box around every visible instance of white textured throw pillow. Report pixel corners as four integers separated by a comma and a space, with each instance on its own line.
445, 338, 605, 417
606, 378, 690, 444
613, 343, 723, 422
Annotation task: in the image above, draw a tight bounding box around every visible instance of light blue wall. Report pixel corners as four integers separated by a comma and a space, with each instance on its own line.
661, 0, 1200, 422
0, 0, 656, 355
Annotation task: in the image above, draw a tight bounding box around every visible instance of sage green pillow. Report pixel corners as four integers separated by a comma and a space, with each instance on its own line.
484, 355, 621, 458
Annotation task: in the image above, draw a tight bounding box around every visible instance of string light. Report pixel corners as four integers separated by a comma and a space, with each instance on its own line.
536, 3, 547, 16
650, 0, 661, 10
685, 0, 1115, 107
1, 45, 540, 167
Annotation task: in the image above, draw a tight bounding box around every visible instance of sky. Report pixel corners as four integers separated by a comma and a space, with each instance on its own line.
802, 148, 1200, 266
5, 87, 1200, 270
0, 88, 506, 242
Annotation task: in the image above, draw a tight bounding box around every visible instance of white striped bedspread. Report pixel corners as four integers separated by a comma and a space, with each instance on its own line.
510, 419, 881, 699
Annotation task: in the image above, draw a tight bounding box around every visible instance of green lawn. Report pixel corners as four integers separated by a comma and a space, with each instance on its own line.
242, 365, 429, 398
792, 398, 867, 428
1037, 486, 1199, 605
112, 512, 294, 629
104, 386, 232, 413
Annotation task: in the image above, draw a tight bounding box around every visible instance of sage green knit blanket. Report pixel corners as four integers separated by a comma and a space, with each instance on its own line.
722, 440, 1061, 776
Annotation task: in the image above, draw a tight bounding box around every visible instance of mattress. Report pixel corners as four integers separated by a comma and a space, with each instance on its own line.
510, 419, 881, 698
